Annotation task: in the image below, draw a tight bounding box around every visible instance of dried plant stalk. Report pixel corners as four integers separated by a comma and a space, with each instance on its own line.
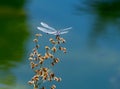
28, 34, 67, 89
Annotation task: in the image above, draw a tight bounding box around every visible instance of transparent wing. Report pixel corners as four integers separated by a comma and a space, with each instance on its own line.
60, 31, 69, 34
41, 22, 56, 31
60, 27, 72, 31
37, 27, 56, 34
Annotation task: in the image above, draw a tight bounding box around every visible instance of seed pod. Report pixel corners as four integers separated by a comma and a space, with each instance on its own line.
51, 47, 57, 53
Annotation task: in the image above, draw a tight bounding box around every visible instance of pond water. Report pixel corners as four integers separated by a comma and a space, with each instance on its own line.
0, 0, 120, 89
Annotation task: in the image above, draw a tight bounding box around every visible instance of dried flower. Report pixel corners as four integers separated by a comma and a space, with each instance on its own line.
54, 77, 62, 82
44, 53, 50, 59
29, 57, 33, 61
51, 41, 56, 44
51, 62, 55, 66
35, 33, 42, 37
51, 85, 56, 89
59, 46, 63, 50
28, 81, 34, 85
30, 62, 38, 69
41, 86, 46, 89
36, 44, 40, 49
56, 35, 60, 40
30, 53, 34, 57
32, 75, 39, 81
49, 38, 53, 42
45, 46, 50, 50
50, 73, 55, 78
37, 53, 41, 57
51, 47, 57, 53
33, 39, 38, 42
53, 58, 60, 63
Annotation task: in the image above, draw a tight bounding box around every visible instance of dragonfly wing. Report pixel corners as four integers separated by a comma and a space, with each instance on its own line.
60, 31, 69, 34
60, 27, 72, 31
37, 27, 56, 34
41, 22, 56, 31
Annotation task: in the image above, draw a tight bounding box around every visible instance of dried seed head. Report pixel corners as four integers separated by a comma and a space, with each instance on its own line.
60, 38, 66, 43
45, 46, 50, 50
33, 57, 38, 61
35, 33, 42, 37
33, 39, 38, 42
41, 86, 46, 89
30, 62, 38, 69
35, 70, 43, 76
32, 75, 39, 81
51, 41, 56, 44
51, 85, 56, 89
47, 52, 54, 58
51, 47, 57, 53
28, 81, 34, 85
32, 48, 36, 52
37, 53, 41, 57
53, 58, 60, 63
59, 46, 63, 50
29, 57, 33, 61
39, 61, 43, 64
54, 77, 62, 82
33, 50, 38, 55
57, 78, 62, 82
50, 73, 55, 78
36, 44, 40, 49
30, 53, 34, 57
46, 52, 50, 57
63, 47, 67, 53
48, 77, 52, 81
56, 35, 60, 40
39, 56, 45, 61
63, 47, 66, 51
51, 62, 55, 66
44, 53, 49, 59
34, 84, 38, 89
49, 38, 53, 42
50, 54, 54, 58
42, 68, 48, 72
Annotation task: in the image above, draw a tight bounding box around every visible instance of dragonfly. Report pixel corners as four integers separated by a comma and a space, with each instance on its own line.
37, 22, 72, 35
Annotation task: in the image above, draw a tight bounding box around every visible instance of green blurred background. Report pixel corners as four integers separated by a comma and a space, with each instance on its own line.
0, 0, 29, 88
